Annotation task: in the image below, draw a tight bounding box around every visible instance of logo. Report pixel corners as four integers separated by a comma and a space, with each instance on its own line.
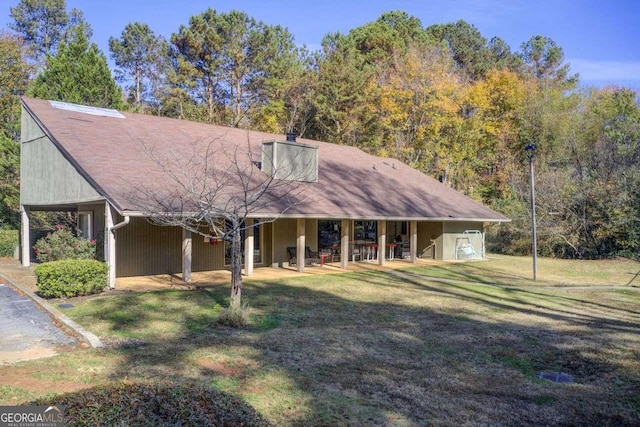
0, 405, 66, 427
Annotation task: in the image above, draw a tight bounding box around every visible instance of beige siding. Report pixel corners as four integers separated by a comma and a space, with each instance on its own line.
192, 230, 226, 272
116, 218, 181, 277
272, 218, 318, 265
272, 218, 297, 264
418, 222, 443, 259
442, 222, 484, 260
262, 222, 273, 266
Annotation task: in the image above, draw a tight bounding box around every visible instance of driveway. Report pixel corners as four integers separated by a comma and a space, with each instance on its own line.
0, 259, 102, 365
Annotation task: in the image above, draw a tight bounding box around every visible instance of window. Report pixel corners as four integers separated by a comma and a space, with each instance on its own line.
354, 221, 377, 242
78, 211, 92, 239
318, 220, 341, 249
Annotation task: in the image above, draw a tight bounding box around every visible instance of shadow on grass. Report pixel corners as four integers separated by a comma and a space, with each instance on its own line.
393, 266, 640, 322
66, 269, 640, 426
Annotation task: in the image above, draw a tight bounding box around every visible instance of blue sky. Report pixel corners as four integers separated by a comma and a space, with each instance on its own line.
2, 0, 639, 89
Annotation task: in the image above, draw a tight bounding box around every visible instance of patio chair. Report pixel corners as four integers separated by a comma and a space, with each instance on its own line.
349, 242, 363, 262
287, 246, 321, 266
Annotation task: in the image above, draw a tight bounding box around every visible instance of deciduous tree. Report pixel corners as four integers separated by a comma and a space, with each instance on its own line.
127, 137, 310, 309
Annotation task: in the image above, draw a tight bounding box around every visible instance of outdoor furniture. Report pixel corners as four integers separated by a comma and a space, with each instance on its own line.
319, 248, 333, 266
363, 243, 378, 262
350, 242, 363, 262
385, 243, 397, 260
287, 246, 321, 266
330, 244, 341, 263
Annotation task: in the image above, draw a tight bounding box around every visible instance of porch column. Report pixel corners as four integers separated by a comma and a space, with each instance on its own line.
244, 218, 254, 276
378, 220, 386, 266
341, 219, 350, 269
20, 206, 30, 267
105, 202, 116, 289
410, 220, 418, 264
296, 218, 305, 273
182, 229, 192, 283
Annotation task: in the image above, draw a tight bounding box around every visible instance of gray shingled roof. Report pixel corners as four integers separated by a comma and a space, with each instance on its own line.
22, 97, 508, 222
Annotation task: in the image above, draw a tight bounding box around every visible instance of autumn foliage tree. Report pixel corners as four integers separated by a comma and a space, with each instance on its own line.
2, 4, 640, 259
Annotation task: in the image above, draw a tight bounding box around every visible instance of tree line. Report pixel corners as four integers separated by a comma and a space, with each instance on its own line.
1, 0, 639, 259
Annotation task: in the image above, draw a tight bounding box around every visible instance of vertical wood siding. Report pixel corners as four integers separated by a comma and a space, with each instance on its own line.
418, 222, 444, 259
116, 218, 182, 277
192, 230, 225, 272
271, 218, 318, 264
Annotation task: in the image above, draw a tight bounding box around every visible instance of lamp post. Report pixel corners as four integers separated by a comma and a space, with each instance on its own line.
525, 143, 537, 281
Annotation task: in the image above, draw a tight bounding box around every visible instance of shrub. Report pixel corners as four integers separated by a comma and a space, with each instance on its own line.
0, 229, 18, 258
34, 259, 107, 298
34, 225, 96, 262
28, 381, 272, 426
216, 304, 251, 327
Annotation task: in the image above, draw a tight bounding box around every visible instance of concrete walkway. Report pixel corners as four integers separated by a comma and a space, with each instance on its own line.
0, 259, 102, 365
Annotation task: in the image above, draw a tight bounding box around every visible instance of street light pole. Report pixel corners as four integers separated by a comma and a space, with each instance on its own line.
525, 144, 537, 281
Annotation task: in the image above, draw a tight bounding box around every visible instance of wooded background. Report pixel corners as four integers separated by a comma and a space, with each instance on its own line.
2, 0, 638, 259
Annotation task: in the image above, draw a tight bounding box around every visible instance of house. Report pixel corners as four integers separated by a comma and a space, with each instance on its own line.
19, 97, 509, 288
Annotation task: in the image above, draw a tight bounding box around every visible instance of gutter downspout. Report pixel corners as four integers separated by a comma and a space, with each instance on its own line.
111, 215, 130, 233
106, 206, 130, 289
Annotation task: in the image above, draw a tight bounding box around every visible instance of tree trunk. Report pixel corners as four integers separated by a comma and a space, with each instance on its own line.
230, 222, 243, 308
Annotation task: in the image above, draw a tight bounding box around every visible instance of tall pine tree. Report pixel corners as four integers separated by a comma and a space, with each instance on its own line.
28, 26, 123, 108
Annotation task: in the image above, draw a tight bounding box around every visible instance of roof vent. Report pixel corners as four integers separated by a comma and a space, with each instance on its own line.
286, 132, 297, 142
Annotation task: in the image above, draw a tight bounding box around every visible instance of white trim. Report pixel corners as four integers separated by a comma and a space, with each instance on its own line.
78, 211, 93, 239
20, 206, 30, 267
117, 210, 509, 223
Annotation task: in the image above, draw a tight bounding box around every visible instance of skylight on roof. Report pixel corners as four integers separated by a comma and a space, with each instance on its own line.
49, 100, 125, 119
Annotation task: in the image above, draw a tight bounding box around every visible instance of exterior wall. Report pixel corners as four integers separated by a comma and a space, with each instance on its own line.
20, 107, 102, 206
116, 217, 182, 277
262, 222, 273, 266
442, 222, 485, 260
112, 217, 483, 277
417, 222, 443, 259
115, 219, 273, 277
272, 218, 318, 265
78, 202, 106, 260
192, 229, 226, 272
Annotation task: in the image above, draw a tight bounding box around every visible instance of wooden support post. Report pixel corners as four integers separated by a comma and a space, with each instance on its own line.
378, 220, 386, 266
341, 219, 350, 269
297, 218, 305, 273
244, 218, 254, 276
105, 203, 116, 289
410, 220, 418, 264
20, 206, 30, 267
182, 228, 192, 283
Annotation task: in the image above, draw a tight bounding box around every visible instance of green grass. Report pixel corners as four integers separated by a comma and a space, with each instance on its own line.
1, 255, 639, 426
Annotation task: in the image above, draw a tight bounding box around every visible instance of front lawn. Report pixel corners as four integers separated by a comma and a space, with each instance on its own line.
1, 256, 639, 425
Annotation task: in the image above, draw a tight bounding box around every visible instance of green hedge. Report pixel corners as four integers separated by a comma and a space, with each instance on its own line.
0, 229, 18, 258
34, 259, 108, 298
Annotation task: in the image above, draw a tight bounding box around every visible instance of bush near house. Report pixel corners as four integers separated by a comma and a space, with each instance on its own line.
0, 229, 18, 257
33, 225, 96, 262
34, 259, 107, 298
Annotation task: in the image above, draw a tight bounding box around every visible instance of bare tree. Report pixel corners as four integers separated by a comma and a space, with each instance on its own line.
126, 134, 311, 308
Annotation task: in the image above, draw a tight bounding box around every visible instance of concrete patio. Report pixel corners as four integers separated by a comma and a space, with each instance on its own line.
115, 258, 449, 292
